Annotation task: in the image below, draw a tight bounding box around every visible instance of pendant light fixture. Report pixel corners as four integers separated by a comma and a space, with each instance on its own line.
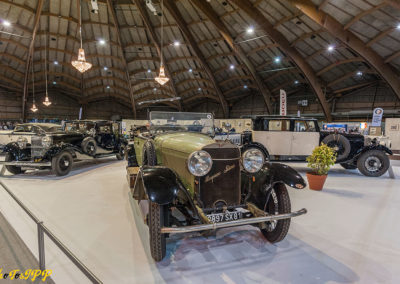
30, 55, 38, 113
72, 0, 92, 73
43, 30, 51, 106
155, 0, 169, 85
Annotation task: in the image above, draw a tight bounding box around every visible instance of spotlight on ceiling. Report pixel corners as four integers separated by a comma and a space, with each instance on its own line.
244, 85, 248, 89
230, 64, 235, 70
246, 26, 254, 34
153, 88, 157, 91
54, 61, 59, 65
52, 81, 57, 85
356, 71, 363, 76
147, 69, 151, 73
106, 85, 110, 89
104, 66, 108, 71
294, 80, 299, 84
198, 87, 202, 91
99, 39, 106, 45
274, 57, 281, 63
173, 41, 180, 47
327, 45, 335, 52
397, 23, 400, 30
2, 20, 11, 27
188, 68, 193, 73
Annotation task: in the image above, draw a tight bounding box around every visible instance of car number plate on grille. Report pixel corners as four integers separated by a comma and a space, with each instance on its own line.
207, 211, 242, 223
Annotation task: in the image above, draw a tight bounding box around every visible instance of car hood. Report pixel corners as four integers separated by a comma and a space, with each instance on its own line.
155, 132, 214, 154
0, 130, 13, 135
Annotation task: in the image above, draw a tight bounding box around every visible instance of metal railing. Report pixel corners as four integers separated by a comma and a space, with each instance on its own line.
0, 179, 103, 284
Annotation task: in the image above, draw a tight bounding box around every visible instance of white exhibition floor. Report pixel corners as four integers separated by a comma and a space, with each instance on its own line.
0, 159, 400, 284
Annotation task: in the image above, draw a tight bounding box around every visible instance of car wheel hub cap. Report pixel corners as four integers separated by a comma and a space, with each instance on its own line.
365, 156, 381, 172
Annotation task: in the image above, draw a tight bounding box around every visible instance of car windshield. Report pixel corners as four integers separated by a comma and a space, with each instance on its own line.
13, 124, 60, 133
65, 122, 95, 133
149, 112, 214, 135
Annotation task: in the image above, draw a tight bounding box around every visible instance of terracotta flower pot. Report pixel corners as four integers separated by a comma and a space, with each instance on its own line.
306, 172, 327, 191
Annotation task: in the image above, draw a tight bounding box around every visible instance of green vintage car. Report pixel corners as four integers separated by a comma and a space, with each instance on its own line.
126, 111, 307, 261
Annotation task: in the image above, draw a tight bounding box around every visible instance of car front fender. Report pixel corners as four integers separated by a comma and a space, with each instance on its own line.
264, 162, 306, 189
137, 166, 181, 205
354, 144, 393, 159
2, 142, 30, 158
44, 143, 78, 159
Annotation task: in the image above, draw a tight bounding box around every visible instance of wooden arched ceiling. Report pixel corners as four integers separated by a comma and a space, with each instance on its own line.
0, 0, 399, 120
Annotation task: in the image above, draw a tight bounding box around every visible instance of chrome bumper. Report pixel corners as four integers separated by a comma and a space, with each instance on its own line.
0, 161, 51, 167
160, 208, 307, 234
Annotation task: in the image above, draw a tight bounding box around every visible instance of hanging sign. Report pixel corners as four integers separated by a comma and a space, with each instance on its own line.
280, 89, 287, 116
371, 108, 383, 127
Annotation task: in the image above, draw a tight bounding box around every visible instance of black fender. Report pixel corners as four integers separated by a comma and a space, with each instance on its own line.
2, 142, 30, 159
353, 144, 393, 160
126, 144, 138, 167
242, 142, 269, 160
242, 162, 306, 211
44, 143, 78, 160
135, 166, 181, 205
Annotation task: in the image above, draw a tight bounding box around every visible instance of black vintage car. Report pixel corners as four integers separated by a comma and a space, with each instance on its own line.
239, 115, 393, 177
0, 120, 127, 176
126, 111, 307, 261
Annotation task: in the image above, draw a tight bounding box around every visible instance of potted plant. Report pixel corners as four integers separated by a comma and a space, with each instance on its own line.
306, 143, 337, 190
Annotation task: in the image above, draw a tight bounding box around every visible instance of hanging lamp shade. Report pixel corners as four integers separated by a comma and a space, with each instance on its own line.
72, 48, 92, 73
31, 101, 38, 112
155, 65, 169, 85
43, 93, 52, 106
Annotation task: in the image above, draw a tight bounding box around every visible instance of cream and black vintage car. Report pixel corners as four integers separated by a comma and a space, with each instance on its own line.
126, 112, 307, 261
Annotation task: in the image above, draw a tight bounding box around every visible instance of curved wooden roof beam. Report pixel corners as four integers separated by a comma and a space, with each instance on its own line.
316, 58, 364, 76
287, 0, 400, 102
191, 0, 273, 114
0, 75, 22, 88
81, 93, 132, 104
84, 75, 128, 86
85, 84, 129, 95
386, 0, 400, 9
133, 0, 182, 111
327, 69, 376, 88
248, 43, 280, 55
385, 51, 400, 63
22, 0, 44, 120
344, 3, 387, 30
131, 81, 173, 92
33, 71, 81, 84
106, 0, 138, 118
273, 12, 302, 28
175, 78, 213, 88
367, 27, 397, 47
0, 37, 28, 51
290, 29, 323, 46
230, 0, 332, 121
164, 0, 229, 117
220, 76, 253, 86
33, 80, 80, 92
183, 94, 220, 104
223, 84, 258, 97
180, 86, 217, 97
0, 53, 26, 65
0, 66, 24, 78
137, 102, 179, 110
133, 87, 175, 98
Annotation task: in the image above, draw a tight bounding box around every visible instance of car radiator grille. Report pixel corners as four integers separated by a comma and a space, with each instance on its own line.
197, 143, 241, 209
31, 137, 45, 158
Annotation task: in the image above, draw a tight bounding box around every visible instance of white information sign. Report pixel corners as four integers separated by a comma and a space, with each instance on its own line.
372, 108, 383, 127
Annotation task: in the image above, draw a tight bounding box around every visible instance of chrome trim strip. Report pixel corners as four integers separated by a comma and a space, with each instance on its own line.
0, 161, 51, 167
160, 208, 307, 234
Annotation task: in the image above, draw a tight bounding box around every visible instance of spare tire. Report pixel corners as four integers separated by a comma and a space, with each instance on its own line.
322, 134, 351, 161
81, 137, 97, 156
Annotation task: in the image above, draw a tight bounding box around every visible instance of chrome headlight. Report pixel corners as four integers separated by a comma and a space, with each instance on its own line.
187, 150, 213, 177
17, 137, 28, 149
42, 136, 52, 148
242, 148, 265, 173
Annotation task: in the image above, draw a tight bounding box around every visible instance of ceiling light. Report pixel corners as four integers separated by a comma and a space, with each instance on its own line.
397, 24, 400, 30
188, 68, 193, 73
155, 65, 169, 85
147, 69, 151, 73
274, 57, 281, 63
153, 88, 157, 91
356, 71, 363, 76
31, 101, 38, 112
99, 39, 106, 45
106, 85, 110, 89
246, 26, 254, 34
198, 87, 202, 91
104, 66, 108, 71
173, 41, 180, 46
294, 80, 299, 84
52, 81, 56, 85
244, 85, 248, 89
327, 45, 335, 52
43, 93, 52, 106
3, 20, 11, 27
72, 48, 92, 73
54, 61, 58, 65
230, 64, 235, 70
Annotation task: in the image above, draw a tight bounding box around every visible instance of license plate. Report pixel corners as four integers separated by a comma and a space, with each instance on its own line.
207, 211, 242, 223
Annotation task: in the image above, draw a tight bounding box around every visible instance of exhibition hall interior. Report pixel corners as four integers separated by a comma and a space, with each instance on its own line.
1, 0, 400, 283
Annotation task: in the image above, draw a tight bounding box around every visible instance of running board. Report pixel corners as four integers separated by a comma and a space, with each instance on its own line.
0, 161, 51, 167
160, 208, 307, 234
